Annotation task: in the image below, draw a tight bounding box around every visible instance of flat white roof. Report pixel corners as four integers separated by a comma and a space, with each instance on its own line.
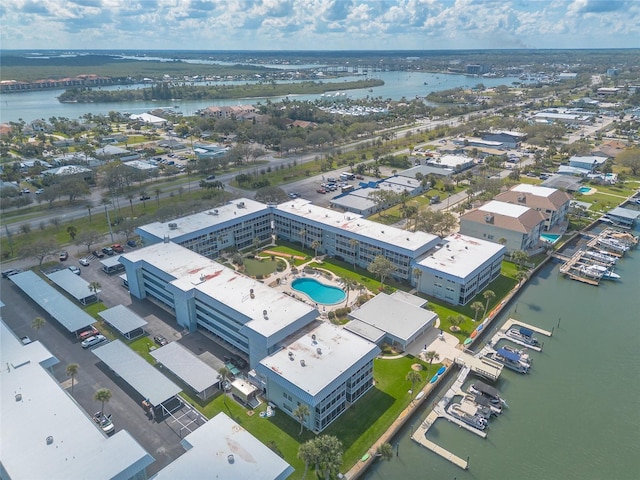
433, 155, 473, 168
122, 242, 316, 338
417, 233, 505, 279
0, 322, 154, 480
258, 322, 379, 399
479, 200, 531, 218
331, 194, 377, 212
569, 155, 607, 165
344, 319, 386, 344
150, 342, 220, 394
349, 293, 437, 342
98, 304, 148, 334
47, 268, 98, 301
151, 413, 293, 480
277, 199, 438, 253
93, 340, 181, 406
138, 198, 269, 240
511, 183, 557, 198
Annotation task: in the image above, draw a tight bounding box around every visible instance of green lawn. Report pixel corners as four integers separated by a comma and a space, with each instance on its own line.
243, 258, 280, 277
260, 244, 310, 266
309, 257, 410, 293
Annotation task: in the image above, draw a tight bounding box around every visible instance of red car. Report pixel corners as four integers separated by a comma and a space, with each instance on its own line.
111, 244, 124, 253
78, 325, 99, 340
316, 188, 326, 194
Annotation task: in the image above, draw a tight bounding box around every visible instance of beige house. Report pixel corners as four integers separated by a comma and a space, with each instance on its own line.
494, 184, 571, 231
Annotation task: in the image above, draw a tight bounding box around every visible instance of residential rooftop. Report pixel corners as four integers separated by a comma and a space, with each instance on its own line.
417, 233, 505, 279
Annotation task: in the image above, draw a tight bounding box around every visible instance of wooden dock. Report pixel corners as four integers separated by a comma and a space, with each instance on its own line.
502, 318, 553, 337
411, 423, 469, 470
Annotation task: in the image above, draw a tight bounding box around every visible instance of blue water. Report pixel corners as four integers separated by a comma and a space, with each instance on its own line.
291, 278, 346, 304
578, 187, 592, 193
540, 233, 561, 244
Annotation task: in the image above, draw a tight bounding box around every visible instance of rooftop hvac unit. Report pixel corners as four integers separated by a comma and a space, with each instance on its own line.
484, 214, 494, 223
300, 359, 306, 367
237, 202, 245, 208
316, 347, 322, 355
168, 222, 178, 230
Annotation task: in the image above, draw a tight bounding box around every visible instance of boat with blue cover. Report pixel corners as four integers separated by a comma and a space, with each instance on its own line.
506, 326, 541, 347
485, 347, 530, 373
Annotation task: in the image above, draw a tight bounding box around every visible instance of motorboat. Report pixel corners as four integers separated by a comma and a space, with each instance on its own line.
465, 393, 502, 415
580, 264, 621, 280
501, 344, 532, 365
446, 402, 488, 430
505, 326, 541, 347
485, 348, 530, 373
468, 381, 505, 407
583, 250, 617, 265
596, 237, 629, 253
462, 395, 494, 418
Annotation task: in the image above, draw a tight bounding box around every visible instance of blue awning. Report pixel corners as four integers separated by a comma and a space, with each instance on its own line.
519, 327, 534, 337
497, 348, 521, 362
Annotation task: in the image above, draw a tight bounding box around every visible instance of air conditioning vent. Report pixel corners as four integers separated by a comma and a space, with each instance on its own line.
300, 359, 306, 367
168, 222, 178, 230
316, 347, 322, 355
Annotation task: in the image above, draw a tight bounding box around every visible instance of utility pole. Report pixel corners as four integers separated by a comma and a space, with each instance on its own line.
104, 204, 114, 243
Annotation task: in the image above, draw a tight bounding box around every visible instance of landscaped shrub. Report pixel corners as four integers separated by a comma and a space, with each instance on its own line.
328, 311, 336, 320
334, 307, 352, 317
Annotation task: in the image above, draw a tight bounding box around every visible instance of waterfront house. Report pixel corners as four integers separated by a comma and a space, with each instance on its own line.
494, 184, 571, 231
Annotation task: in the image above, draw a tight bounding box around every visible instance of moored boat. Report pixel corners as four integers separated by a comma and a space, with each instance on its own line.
446, 402, 488, 430
468, 380, 506, 407
583, 249, 617, 265
580, 264, 621, 280
505, 326, 541, 347
485, 348, 530, 373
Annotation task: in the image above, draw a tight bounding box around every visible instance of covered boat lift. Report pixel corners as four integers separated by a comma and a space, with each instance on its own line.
150, 342, 220, 400
9, 271, 95, 334
93, 340, 182, 419
98, 305, 147, 340
47, 269, 99, 305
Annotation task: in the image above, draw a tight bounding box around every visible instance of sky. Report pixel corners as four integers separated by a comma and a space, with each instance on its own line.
1, 0, 638, 51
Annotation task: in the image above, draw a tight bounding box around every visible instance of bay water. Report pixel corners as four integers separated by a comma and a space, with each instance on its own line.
366, 230, 640, 480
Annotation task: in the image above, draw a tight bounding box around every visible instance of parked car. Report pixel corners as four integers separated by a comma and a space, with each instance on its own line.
59, 251, 68, 261
154, 334, 168, 346
68, 266, 81, 275
139, 195, 151, 201
111, 244, 124, 253
35, 188, 44, 194
355, 174, 364, 180
78, 326, 99, 340
231, 356, 248, 369
2, 268, 22, 278
126, 240, 137, 248
81, 334, 107, 349
317, 188, 327, 194
92, 250, 105, 258
79, 258, 90, 266
206, 175, 216, 180
102, 247, 114, 256
20, 336, 32, 345
288, 192, 298, 199
93, 411, 115, 435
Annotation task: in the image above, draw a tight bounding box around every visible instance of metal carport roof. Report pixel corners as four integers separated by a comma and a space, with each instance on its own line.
10, 271, 95, 333
150, 342, 220, 395
47, 269, 99, 304
93, 340, 181, 406
98, 305, 147, 336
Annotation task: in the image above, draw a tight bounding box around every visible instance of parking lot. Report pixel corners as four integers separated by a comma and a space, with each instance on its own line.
0, 245, 244, 475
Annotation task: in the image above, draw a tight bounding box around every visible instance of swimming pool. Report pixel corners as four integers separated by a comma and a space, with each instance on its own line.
578, 187, 592, 193
291, 278, 346, 304
540, 233, 561, 244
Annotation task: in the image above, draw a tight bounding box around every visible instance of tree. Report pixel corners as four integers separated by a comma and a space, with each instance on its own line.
31, 316, 46, 338
412, 268, 423, 289
89, 281, 102, 301
406, 370, 422, 401
155, 188, 162, 206
254, 186, 289, 204
448, 314, 464, 332
516, 270, 529, 285
342, 278, 357, 306
126, 193, 135, 214
66, 225, 77, 241
376, 442, 394, 461
471, 301, 484, 322
617, 147, 640, 175
299, 228, 307, 249
424, 350, 440, 374
368, 189, 399, 215
367, 255, 397, 290
77, 229, 101, 253
66, 363, 79, 396
349, 238, 359, 269
483, 290, 496, 318
315, 435, 343, 480
511, 250, 528, 267
293, 403, 310, 435
94, 388, 112, 413
21, 237, 58, 266
218, 366, 231, 407
310, 239, 321, 258
298, 439, 320, 480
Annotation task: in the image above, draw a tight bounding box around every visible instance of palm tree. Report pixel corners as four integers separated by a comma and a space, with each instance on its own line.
139, 190, 148, 208
31, 316, 46, 338
94, 388, 112, 413
89, 281, 102, 301
349, 238, 359, 269
66, 363, 79, 396
424, 350, 440, 377
516, 270, 529, 285
86, 201, 93, 223
66, 225, 77, 241
293, 403, 310, 435
298, 440, 320, 480
342, 278, 357, 307
483, 290, 496, 318
406, 370, 422, 401
376, 442, 394, 461
412, 267, 423, 289
471, 301, 484, 322
126, 193, 134, 215
448, 314, 464, 332
154, 188, 162, 206
310, 239, 321, 258
316, 435, 343, 480
299, 228, 307, 249
218, 366, 231, 407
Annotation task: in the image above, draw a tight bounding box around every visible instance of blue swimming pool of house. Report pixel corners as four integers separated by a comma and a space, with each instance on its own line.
578, 187, 592, 193
540, 233, 561, 244
291, 278, 346, 304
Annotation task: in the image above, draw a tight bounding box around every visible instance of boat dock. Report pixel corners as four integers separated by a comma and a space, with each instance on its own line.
455, 352, 503, 381
490, 318, 552, 352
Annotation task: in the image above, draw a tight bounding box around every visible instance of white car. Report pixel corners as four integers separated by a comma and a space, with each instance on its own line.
79, 258, 90, 266
93, 411, 115, 435
81, 334, 107, 349
68, 266, 81, 275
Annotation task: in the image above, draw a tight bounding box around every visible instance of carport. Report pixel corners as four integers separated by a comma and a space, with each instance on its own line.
47, 269, 99, 305
10, 271, 95, 334
98, 305, 147, 340
150, 342, 220, 400
92, 340, 182, 419
101, 255, 124, 274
